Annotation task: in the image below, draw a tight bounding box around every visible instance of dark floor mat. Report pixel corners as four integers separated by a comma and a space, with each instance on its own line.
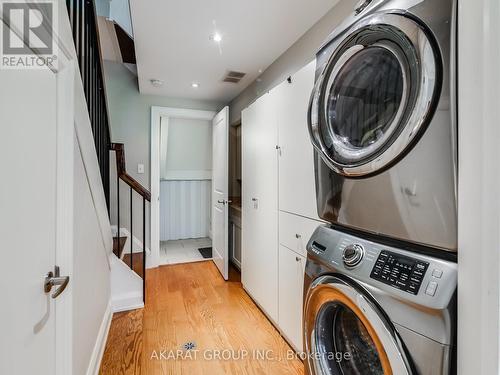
198, 247, 212, 259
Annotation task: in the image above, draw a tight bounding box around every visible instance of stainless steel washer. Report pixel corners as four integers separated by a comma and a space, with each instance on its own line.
308, 0, 458, 253
304, 225, 456, 375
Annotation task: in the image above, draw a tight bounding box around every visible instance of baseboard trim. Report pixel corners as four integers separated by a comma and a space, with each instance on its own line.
111, 291, 144, 313
86, 301, 113, 375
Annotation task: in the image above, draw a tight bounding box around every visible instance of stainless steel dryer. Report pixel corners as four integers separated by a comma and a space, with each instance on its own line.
303, 225, 456, 375
308, 0, 458, 253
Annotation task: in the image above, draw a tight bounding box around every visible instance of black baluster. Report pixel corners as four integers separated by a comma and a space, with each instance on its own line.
143, 196, 146, 303
130, 186, 133, 270
117, 174, 120, 246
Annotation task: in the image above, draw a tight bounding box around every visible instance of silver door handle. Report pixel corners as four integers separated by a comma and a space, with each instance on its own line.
217, 199, 233, 205
44, 266, 69, 299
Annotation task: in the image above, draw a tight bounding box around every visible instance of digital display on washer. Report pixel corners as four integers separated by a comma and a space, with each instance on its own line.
370, 250, 429, 295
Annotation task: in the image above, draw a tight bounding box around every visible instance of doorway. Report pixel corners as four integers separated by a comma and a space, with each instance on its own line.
159, 116, 213, 265
150, 106, 231, 280
228, 121, 242, 270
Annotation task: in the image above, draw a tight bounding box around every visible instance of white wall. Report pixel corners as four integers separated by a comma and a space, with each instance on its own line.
161, 117, 212, 179
109, 0, 133, 37
103, 60, 222, 250
229, 0, 352, 124
72, 138, 111, 375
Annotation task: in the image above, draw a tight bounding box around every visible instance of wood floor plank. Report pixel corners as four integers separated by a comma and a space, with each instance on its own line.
100, 261, 304, 375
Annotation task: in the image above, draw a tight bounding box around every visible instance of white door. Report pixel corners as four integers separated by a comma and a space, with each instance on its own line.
0, 47, 73, 375
241, 91, 279, 323
278, 245, 306, 351
212, 106, 230, 280
276, 61, 320, 220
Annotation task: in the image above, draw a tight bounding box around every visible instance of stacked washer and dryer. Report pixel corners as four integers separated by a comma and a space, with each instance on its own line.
303, 0, 457, 374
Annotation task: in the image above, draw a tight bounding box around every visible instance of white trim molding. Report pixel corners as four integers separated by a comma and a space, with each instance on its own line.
150, 106, 217, 267
85, 302, 113, 375
457, 0, 500, 373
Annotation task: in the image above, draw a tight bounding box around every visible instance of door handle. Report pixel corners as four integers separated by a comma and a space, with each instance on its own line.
44, 266, 70, 299
217, 199, 233, 205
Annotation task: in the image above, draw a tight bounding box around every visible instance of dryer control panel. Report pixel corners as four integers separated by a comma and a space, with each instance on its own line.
370, 251, 429, 295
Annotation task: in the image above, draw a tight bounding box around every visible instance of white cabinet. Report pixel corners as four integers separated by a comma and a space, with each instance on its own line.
241, 61, 321, 347
229, 208, 242, 269
279, 245, 306, 352
279, 211, 322, 257
241, 91, 279, 324
276, 61, 320, 221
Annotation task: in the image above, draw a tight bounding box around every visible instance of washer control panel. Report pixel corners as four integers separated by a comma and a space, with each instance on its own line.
370, 250, 429, 295
306, 225, 457, 309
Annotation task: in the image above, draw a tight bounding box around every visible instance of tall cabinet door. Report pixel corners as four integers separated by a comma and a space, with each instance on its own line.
241, 91, 279, 323
276, 61, 320, 220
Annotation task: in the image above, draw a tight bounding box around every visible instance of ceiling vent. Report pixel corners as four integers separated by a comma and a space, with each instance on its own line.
222, 71, 246, 84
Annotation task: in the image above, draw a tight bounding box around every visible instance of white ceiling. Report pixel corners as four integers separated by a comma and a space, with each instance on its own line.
129, 0, 336, 103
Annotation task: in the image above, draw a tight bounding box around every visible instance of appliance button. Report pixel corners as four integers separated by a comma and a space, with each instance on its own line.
412, 270, 424, 278
407, 283, 418, 294
395, 280, 407, 288
425, 281, 438, 296
410, 277, 421, 283
416, 263, 426, 270
432, 269, 443, 278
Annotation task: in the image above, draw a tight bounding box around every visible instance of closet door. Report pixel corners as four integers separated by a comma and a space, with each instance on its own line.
242, 104, 256, 293
241, 91, 279, 323
279, 245, 306, 352
277, 61, 320, 220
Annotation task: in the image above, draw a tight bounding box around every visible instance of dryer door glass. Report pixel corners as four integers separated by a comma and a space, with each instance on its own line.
325, 47, 404, 164
308, 14, 440, 177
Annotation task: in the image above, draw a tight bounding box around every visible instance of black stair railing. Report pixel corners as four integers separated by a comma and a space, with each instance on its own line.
111, 143, 150, 303
66, 0, 110, 209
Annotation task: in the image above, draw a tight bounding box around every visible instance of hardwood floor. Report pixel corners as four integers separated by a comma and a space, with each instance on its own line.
100, 261, 304, 375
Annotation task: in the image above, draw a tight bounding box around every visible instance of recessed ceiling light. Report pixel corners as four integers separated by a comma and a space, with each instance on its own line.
150, 79, 163, 87
191, 82, 199, 88
210, 32, 222, 43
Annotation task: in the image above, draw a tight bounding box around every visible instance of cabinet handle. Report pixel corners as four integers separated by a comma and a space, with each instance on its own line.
295, 233, 301, 239
295, 256, 301, 262
251, 198, 257, 201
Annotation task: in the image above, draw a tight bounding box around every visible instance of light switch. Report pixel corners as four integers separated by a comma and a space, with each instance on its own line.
138, 164, 144, 174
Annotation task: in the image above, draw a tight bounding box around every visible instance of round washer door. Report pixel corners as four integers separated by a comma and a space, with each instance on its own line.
308, 12, 441, 177
303, 275, 413, 375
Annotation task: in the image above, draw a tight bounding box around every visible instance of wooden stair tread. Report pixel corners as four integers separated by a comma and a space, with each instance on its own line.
112, 237, 127, 258
122, 252, 144, 279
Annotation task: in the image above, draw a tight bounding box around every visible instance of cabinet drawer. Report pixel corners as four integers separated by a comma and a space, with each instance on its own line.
279, 211, 322, 257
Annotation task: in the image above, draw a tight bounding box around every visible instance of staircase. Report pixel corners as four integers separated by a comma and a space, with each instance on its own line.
110, 142, 150, 294
65, 0, 149, 306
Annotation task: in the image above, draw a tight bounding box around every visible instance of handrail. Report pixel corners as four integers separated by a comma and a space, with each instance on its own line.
110, 143, 151, 201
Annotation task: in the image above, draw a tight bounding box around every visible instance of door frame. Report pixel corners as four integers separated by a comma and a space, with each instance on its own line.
150, 106, 217, 267
457, 0, 500, 373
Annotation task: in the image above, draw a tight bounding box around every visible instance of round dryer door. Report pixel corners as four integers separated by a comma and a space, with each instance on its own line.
308, 12, 442, 177
303, 275, 413, 375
